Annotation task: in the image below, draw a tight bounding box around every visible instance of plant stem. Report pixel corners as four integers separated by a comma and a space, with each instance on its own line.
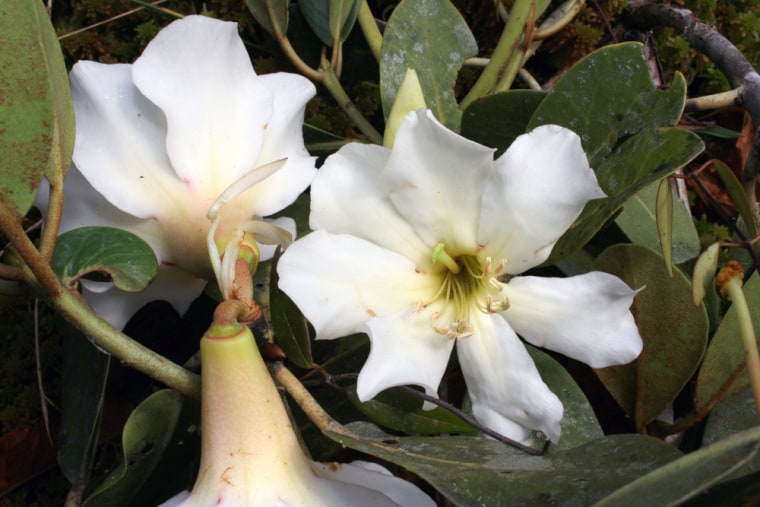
270, 362, 346, 434
0, 195, 200, 398
460, 0, 536, 109
357, 0, 382, 62
321, 65, 383, 144
52, 280, 201, 399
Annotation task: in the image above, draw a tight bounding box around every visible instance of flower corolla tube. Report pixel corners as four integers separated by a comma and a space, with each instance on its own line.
158, 319, 435, 507
39, 15, 316, 327
277, 110, 643, 444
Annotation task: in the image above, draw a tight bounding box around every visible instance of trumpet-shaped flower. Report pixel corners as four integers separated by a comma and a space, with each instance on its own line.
158, 316, 434, 507
42, 15, 316, 327
277, 110, 643, 443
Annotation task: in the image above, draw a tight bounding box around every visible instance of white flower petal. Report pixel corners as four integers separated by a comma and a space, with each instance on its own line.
456, 313, 564, 443
69, 62, 181, 220
81, 265, 206, 329
385, 110, 495, 253
358, 305, 456, 401
310, 142, 432, 269
480, 125, 605, 273
277, 230, 436, 340
244, 72, 317, 216
501, 272, 643, 368
132, 15, 271, 197
314, 461, 435, 507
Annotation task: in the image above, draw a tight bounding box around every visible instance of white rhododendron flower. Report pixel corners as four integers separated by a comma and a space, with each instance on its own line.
278, 110, 643, 444
43, 15, 316, 327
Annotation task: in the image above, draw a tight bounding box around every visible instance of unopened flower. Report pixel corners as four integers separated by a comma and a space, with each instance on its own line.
41, 15, 316, 327
277, 110, 642, 443
158, 316, 434, 507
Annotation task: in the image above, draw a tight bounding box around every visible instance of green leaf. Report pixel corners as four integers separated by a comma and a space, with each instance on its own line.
85, 390, 182, 504
526, 43, 704, 263
528, 43, 687, 162
595, 427, 760, 507
693, 125, 743, 139
552, 128, 703, 264
0, 0, 75, 215
348, 387, 477, 435
298, 0, 361, 46
244, 0, 289, 36
51, 227, 158, 292
380, 0, 477, 131
57, 329, 110, 488
270, 249, 314, 369
460, 90, 546, 154
703, 387, 760, 447
615, 179, 700, 265
656, 177, 674, 275
713, 159, 758, 238
593, 244, 708, 429
527, 346, 603, 450
695, 271, 760, 413
327, 423, 681, 506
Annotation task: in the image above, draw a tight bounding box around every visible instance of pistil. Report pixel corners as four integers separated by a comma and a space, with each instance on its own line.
431, 243, 461, 274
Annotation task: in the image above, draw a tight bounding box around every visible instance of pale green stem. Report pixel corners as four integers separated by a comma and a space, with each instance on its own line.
266, 1, 323, 82
724, 277, 760, 420
357, 0, 383, 62
460, 0, 536, 109
321, 65, 383, 145
494, 1, 537, 93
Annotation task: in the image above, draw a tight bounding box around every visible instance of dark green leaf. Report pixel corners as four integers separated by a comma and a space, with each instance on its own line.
713, 159, 758, 238
84, 390, 182, 505
695, 271, 760, 412
551, 128, 703, 263
380, 0, 477, 131
527, 346, 603, 450
327, 422, 681, 506
528, 43, 687, 162
297, 0, 361, 46
525, 43, 704, 263
656, 177, 675, 275
244, 0, 289, 36
460, 90, 546, 155
593, 244, 708, 429
595, 427, 760, 507
703, 387, 760, 447
615, 179, 700, 265
270, 249, 313, 368
348, 386, 477, 435
693, 125, 743, 139
51, 226, 158, 292
0, 0, 75, 215
57, 329, 110, 487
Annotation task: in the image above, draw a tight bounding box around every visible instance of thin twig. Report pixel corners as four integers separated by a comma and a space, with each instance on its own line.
324, 372, 547, 455
58, 0, 174, 40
